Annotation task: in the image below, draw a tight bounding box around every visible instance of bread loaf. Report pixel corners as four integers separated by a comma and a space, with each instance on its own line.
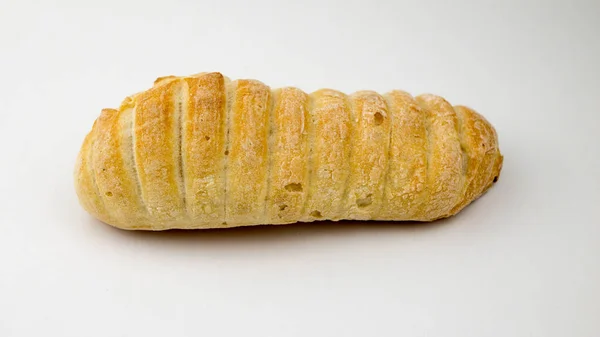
74, 72, 503, 230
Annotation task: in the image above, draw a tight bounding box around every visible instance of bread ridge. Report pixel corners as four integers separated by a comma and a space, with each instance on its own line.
74, 72, 503, 230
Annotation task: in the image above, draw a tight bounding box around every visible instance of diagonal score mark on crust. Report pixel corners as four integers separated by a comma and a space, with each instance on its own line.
379, 93, 394, 219
449, 105, 471, 214
87, 126, 111, 221
339, 93, 355, 218
176, 80, 188, 220
223, 79, 235, 225
129, 104, 148, 222
263, 89, 277, 223
417, 97, 432, 221
301, 93, 316, 219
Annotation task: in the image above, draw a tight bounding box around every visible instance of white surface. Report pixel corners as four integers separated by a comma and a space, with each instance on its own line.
1, 0, 599, 336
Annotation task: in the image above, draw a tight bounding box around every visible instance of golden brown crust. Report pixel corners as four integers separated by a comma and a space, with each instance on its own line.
74, 72, 503, 230
225, 79, 272, 225
343, 91, 391, 220
303, 89, 352, 221
266, 87, 310, 223
134, 79, 185, 227
416, 94, 466, 220
450, 106, 503, 213
92, 108, 148, 229
182, 73, 227, 227
74, 128, 112, 225
380, 91, 428, 220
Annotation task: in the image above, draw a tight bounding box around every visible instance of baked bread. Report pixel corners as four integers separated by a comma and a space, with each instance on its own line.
74, 72, 503, 230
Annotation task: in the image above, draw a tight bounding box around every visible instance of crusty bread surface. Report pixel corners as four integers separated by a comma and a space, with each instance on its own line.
74, 72, 503, 230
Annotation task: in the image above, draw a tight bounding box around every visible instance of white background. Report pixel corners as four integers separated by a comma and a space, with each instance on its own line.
1, 0, 599, 336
